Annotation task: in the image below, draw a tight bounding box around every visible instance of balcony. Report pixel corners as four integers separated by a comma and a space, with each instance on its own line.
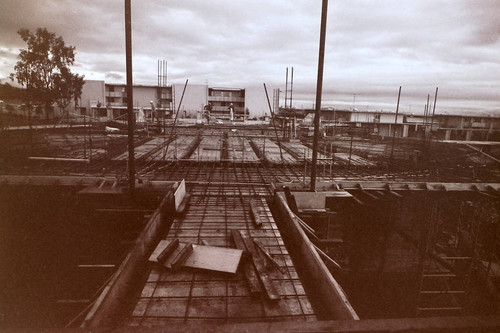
159, 94, 172, 99
107, 102, 126, 107
106, 92, 126, 98
471, 122, 486, 128
211, 106, 244, 113
208, 96, 245, 103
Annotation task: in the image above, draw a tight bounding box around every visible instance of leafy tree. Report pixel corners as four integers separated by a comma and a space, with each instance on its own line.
9, 27, 84, 121
0, 82, 24, 102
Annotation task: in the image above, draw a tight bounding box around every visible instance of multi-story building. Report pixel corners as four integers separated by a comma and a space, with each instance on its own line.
77, 80, 245, 122
77, 80, 174, 122
207, 87, 246, 120
300, 108, 500, 142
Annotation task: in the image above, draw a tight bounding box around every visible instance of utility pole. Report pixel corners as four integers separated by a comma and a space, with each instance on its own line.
125, 0, 135, 198
310, 0, 328, 192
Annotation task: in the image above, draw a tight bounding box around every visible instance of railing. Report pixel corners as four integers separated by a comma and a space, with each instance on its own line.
208, 96, 245, 102
105, 92, 126, 98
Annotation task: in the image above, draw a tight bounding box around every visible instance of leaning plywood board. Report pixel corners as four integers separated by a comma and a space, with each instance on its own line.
173, 179, 186, 212
184, 245, 243, 274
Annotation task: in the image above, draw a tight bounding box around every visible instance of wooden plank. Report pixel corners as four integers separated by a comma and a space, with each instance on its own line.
150, 239, 243, 273
249, 199, 263, 228
170, 243, 194, 270
253, 238, 285, 274
239, 231, 281, 300
174, 179, 186, 212
176, 193, 191, 215
157, 239, 180, 264
231, 230, 262, 295
148, 239, 172, 262
183, 245, 243, 274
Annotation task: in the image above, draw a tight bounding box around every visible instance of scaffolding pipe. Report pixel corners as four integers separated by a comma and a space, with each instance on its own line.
310, 0, 328, 192
125, 0, 135, 198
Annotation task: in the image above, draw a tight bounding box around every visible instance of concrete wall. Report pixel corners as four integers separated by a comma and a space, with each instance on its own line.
174, 83, 207, 118
350, 112, 375, 123
274, 192, 359, 320
83, 188, 175, 327
133, 86, 157, 108
79, 80, 105, 112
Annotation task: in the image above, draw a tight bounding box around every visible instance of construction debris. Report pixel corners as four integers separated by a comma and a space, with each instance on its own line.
150, 239, 243, 274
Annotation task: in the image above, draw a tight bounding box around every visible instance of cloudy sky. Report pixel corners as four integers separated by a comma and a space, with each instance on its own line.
0, 0, 499, 116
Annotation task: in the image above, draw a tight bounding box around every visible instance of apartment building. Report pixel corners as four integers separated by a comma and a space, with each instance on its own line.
207, 87, 246, 120
77, 80, 245, 122
301, 108, 500, 142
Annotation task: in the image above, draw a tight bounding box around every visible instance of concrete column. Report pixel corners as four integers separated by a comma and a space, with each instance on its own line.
466, 130, 472, 141
445, 129, 451, 140
403, 124, 409, 138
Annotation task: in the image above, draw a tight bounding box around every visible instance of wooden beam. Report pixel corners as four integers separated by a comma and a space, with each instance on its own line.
239, 231, 281, 300
157, 239, 180, 264
28, 156, 90, 163
170, 243, 193, 271
253, 238, 286, 274
249, 199, 263, 228
230, 230, 262, 295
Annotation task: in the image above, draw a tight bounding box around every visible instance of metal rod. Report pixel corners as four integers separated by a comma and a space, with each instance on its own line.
285, 67, 288, 109
428, 87, 438, 147
162, 79, 188, 160
125, 0, 135, 197
263, 83, 283, 162
348, 132, 353, 166
390, 86, 402, 162
424, 94, 430, 143
310, 0, 328, 192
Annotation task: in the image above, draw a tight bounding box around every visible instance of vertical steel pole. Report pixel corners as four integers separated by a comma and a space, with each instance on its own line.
429, 87, 438, 148
263, 83, 283, 161
125, 0, 135, 197
285, 67, 289, 109
424, 94, 430, 143
390, 86, 402, 163
348, 133, 353, 166
310, 0, 328, 191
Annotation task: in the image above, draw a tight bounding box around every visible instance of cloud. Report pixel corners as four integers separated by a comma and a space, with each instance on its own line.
0, 1, 499, 115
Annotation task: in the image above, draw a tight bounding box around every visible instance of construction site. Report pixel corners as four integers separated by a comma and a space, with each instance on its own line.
1, 114, 500, 331
2, 1, 500, 332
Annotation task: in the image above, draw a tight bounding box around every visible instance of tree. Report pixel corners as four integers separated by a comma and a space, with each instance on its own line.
9, 27, 84, 121
54, 66, 84, 120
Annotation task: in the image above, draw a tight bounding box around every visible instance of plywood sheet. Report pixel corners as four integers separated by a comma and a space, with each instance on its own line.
149, 240, 243, 274
184, 245, 242, 274
174, 179, 186, 212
